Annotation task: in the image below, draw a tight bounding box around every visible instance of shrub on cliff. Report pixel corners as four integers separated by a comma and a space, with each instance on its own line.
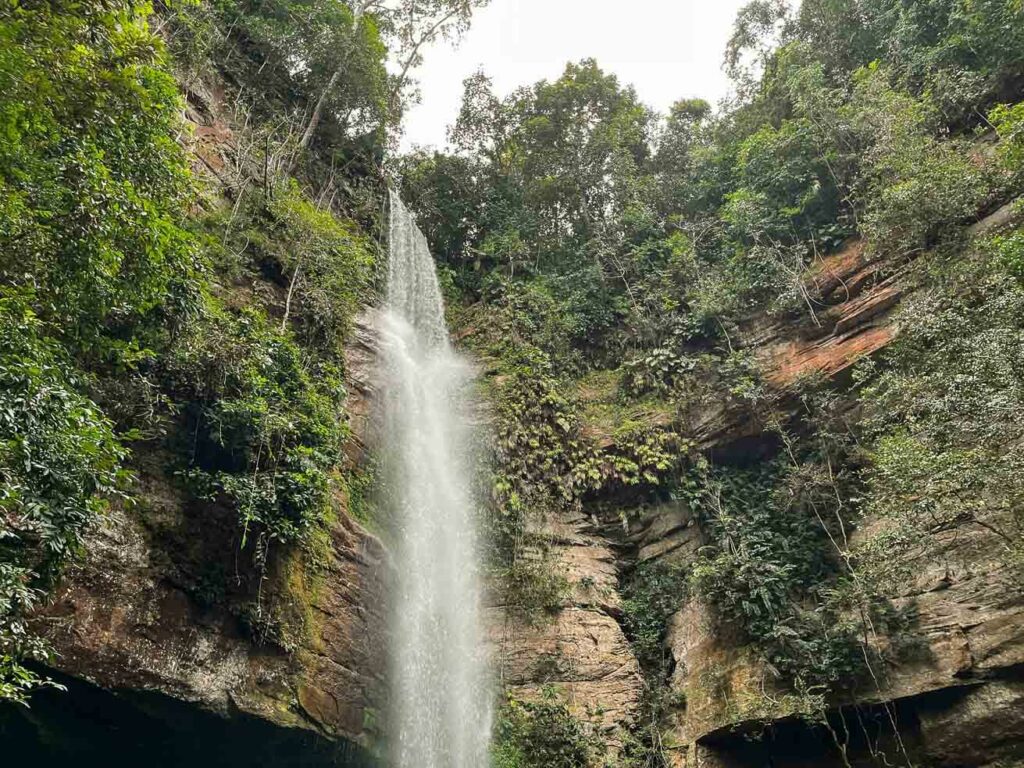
0, 290, 127, 704
492, 690, 604, 768
0, 0, 199, 363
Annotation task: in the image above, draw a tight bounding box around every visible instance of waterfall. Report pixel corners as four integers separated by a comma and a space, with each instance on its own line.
381, 190, 491, 768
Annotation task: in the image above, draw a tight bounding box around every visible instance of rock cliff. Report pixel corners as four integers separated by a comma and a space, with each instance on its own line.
574, 202, 1024, 767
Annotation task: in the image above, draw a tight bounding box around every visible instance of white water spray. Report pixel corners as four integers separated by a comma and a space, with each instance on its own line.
381, 190, 491, 768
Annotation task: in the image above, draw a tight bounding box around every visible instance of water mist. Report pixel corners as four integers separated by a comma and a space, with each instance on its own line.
380, 191, 491, 768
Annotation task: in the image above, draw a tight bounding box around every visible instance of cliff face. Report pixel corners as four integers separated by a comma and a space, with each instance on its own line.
654, 524, 1024, 767
486, 200, 1024, 767
632, 204, 1024, 767
5, 330, 386, 764
2, 56, 391, 762
17, 193, 1024, 768
21, 201, 1024, 768
469, 234, 897, 752
38, 496, 386, 741
655, 492, 1024, 767
484, 508, 644, 748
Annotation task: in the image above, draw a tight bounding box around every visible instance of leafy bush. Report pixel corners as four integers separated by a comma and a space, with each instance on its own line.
621, 561, 689, 675
166, 300, 346, 547
501, 555, 570, 622
171, 0, 393, 135
0, 0, 199, 360
992, 229, 1024, 282
851, 66, 993, 256
489, 349, 584, 513
991, 100, 1024, 179
621, 348, 695, 397
244, 181, 377, 351
728, 119, 841, 244
861, 0, 1024, 121
859, 231, 1024, 584
689, 461, 872, 702
0, 290, 127, 703
577, 423, 684, 493
492, 690, 604, 768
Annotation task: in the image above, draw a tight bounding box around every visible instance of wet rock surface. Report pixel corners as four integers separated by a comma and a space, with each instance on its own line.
485, 508, 644, 744
30, 471, 388, 750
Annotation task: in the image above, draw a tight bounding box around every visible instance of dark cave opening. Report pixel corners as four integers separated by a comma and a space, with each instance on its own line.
0, 668, 375, 768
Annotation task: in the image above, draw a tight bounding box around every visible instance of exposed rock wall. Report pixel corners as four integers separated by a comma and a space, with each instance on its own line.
485, 507, 644, 746
32, 452, 389, 752
659, 521, 1024, 767
19, 126, 1024, 767
18, 310, 391, 760
641, 206, 1024, 767
551, 201, 1024, 766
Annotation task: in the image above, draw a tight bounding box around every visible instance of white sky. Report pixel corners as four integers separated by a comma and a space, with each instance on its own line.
400, 0, 751, 150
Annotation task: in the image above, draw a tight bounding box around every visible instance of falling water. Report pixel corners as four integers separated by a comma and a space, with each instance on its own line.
381, 190, 491, 768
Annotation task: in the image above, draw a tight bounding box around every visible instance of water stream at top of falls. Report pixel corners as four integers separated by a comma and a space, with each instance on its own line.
381, 190, 491, 768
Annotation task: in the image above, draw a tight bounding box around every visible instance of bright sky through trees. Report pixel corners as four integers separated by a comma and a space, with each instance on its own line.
401, 0, 750, 148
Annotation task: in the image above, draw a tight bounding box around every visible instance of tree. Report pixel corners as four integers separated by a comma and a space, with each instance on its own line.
359, 0, 490, 112
449, 60, 655, 264
0, 0, 198, 359
725, 0, 794, 97
241, 0, 491, 151
197, 0, 393, 151
396, 149, 482, 264
655, 98, 712, 212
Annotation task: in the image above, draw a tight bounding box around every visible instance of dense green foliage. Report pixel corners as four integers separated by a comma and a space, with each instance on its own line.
492, 690, 604, 768
621, 560, 688, 676
169, 301, 343, 545
0, 0, 200, 360
404, 1, 1023, 342
617, 561, 688, 768
0, 0, 391, 701
0, 0, 196, 701
166, 180, 375, 555
687, 456, 880, 706
170, 0, 392, 146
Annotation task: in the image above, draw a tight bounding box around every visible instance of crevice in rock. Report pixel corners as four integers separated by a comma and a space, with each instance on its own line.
695, 678, 1024, 768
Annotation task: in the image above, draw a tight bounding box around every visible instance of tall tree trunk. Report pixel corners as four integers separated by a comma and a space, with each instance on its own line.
388, 6, 463, 112
282, 263, 302, 331
298, 68, 342, 153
